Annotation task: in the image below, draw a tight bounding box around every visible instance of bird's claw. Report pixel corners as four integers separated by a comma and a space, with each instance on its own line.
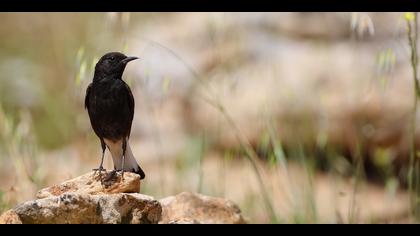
103, 170, 118, 182
92, 167, 106, 175
92, 167, 107, 183
117, 170, 125, 181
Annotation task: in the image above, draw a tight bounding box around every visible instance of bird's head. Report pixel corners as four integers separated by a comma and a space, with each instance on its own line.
94, 52, 138, 79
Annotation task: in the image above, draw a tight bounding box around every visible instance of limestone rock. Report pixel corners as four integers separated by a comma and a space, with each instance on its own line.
36, 171, 140, 199
159, 192, 246, 224
0, 171, 246, 224
0, 210, 22, 224
11, 193, 161, 224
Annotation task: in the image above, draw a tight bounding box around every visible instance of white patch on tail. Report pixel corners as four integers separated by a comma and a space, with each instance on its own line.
104, 138, 141, 173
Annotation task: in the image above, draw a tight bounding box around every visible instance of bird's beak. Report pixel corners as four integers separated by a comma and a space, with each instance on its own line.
121, 56, 139, 64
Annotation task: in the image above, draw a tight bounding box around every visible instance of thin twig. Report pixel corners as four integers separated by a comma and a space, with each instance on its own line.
407, 12, 420, 220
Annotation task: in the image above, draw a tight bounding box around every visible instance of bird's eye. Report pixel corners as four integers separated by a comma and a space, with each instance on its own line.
110, 57, 115, 61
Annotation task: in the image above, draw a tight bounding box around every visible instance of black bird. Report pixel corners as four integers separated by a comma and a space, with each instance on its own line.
85, 52, 145, 180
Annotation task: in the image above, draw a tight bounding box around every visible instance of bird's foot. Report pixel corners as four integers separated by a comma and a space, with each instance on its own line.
92, 166, 107, 183
103, 170, 118, 183
117, 170, 125, 181
98, 170, 125, 183
92, 166, 107, 176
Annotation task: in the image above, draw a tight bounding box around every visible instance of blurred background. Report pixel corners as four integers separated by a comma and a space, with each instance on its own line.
0, 12, 419, 223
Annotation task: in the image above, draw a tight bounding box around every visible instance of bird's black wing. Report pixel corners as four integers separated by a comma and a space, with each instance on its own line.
85, 83, 92, 110
124, 82, 135, 138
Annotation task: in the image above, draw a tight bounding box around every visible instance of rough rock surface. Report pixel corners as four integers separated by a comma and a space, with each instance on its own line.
0, 172, 245, 224
36, 171, 140, 199
10, 193, 161, 224
159, 192, 246, 224
0, 210, 23, 224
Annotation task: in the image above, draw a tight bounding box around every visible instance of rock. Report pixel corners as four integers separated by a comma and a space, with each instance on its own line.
159, 192, 246, 224
36, 171, 140, 199
0, 172, 246, 224
0, 210, 22, 224
11, 193, 161, 224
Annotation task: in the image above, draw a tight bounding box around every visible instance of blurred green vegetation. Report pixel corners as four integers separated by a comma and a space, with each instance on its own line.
0, 13, 158, 149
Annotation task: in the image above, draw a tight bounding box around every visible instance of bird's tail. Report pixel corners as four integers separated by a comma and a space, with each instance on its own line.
104, 138, 146, 179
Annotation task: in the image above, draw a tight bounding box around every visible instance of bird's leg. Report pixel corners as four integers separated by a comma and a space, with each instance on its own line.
93, 139, 107, 180
120, 138, 127, 180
